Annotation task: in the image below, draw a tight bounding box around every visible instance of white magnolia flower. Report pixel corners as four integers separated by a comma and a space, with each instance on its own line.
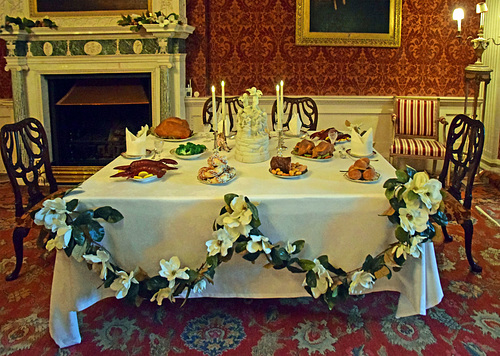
110, 270, 138, 299
392, 243, 411, 260
206, 228, 238, 257
246, 234, 272, 254
159, 256, 189, 282
302, 259, 333, 299
404, 172, 443, 214
398, 206, 429, 235
349, 270, 375, 294
34, 198, 68, 231
83, 249, 114, 280
285, 241, 296, 254
150, 286, 174, 305
192, 279, 207, 294
45, 225, 72, 251
216, 195, 253, 238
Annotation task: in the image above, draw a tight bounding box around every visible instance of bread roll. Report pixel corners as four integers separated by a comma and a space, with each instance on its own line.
363, 168, 377, 180
353, 159, 369, 170
348, 168, 362, 180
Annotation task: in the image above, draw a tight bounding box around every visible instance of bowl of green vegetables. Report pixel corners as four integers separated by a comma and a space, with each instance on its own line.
171, 142, 207, 160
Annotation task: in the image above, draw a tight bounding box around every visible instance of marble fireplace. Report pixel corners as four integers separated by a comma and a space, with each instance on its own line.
1, 21, 194, 182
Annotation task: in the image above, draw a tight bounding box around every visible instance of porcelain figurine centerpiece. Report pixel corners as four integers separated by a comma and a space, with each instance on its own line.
234, 87, 270, 163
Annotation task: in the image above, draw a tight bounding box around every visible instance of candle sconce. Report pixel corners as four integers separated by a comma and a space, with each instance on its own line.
453, 2, 498, 121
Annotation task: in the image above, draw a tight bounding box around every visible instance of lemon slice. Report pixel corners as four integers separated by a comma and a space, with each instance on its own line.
134, 171, 154, 179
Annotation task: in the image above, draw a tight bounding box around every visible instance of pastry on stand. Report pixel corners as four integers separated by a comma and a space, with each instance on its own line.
198, 151, 236, 184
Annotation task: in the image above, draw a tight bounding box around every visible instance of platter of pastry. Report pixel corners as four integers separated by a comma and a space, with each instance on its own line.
270, 156, 308, 178
291, 139, 334, 161
197, 152, 236, 184
344, 158, 380, 183
152, 117, 195, 141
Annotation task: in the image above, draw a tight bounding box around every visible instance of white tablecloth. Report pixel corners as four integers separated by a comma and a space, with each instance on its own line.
49, 134, 443, 348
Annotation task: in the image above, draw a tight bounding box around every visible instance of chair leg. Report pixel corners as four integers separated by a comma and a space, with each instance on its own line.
432, 160, 437, 176
5, 226, 31, 281
462, 219, 482, 273
441, 225, 453, 242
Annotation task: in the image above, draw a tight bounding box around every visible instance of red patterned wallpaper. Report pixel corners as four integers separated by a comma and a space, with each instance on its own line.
185, 0, 478, 97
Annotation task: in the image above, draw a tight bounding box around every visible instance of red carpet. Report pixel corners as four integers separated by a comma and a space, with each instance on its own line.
1, 176, 500, 355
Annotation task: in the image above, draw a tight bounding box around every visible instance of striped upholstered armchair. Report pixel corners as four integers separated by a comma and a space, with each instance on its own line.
390, 97, 448, 173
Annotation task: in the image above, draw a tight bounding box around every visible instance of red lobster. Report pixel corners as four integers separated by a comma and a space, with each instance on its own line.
111, 159, 178, 179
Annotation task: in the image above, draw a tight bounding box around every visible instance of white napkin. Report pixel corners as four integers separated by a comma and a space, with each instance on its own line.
350, 127, 373, 156
126, 124, 148, 156
288, 113, 302, 136
217, 115, 231, 136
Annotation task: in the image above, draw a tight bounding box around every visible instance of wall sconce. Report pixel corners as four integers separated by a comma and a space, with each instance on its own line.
453, 2, 499, 70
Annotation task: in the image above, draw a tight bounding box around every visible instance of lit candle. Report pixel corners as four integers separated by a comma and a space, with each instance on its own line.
280, 80, 284, 131
453, 8, 464, 33
276, 84, 281, 130
211, 85, 217, 135
221, 80, 225, 135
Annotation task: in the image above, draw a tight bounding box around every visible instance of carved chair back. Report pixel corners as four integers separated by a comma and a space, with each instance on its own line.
271, 97, 318, 131
0, 117, 58, 217
202, 96, 243, 132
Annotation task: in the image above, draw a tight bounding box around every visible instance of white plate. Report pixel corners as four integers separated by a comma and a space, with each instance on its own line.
121, 149, 153, 159
198, 173, 236, 185
170, 148, 207, 160
346, 149, 376, 158
269, 168, 308, 179
152, 131, 196, 142
284, 129, 307, 138
291, 150, 333, 161
132, 175, 159, 183
343, 172, 380, 183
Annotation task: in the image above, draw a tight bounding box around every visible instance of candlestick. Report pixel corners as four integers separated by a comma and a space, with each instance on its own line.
276, 85, 281, 131
211, 85, 217, 150
221, 80, 226, 136
280, 80, 284, 131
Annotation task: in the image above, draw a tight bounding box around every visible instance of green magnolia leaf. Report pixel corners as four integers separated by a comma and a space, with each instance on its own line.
298, 259, 316, 271
396, 186, 406, 200
317, 255, 329, 268
187, 270, 199, 283
326, 264, 347, 276
383, 178, 398, 189
103, 272, 118, 288
431, 210, 448, 226
206, 255, 219, 267
276, 247, 290, 261
406, 166, 417, 178
235, 241, 247, 254
393, 252, 406, 266
388, 214, 400, 225
88, 220, 105, 242
93, 206, 124, 223
323, 287, 338, 310
146, 276, 170, 291
64, 238, 76, 257
65, 199, 79, 212
219, 248, 234, 262
73, 210, 93, 226
286, 265, 305, 273
247, 201, 261, 228
292, 240, 305, 254
270, 248, 284, 266
395, 226, 410, 243
306, 270, 317, 288
124, 282, 139, 304
361, 254, 374, 271
389, 197, 401, 211
71, 225, 85, 245
385, 187, 395, 201
243, 252, 260, 262
396, 169, 409, 183
406, 190, 419, 201
224, 193, 238, 208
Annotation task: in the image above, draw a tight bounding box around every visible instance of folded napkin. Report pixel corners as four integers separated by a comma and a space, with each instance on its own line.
217, 115, 231, 136
350, 127, 373, 157
288, 113, 302, 136
126, 124, 148, 156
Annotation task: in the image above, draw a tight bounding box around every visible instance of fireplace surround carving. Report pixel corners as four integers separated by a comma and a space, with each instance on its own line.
0, 22, 194, 182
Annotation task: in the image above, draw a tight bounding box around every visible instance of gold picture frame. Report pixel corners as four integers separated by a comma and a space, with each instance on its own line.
296, 0, 402, 47
31, 0, 151, 17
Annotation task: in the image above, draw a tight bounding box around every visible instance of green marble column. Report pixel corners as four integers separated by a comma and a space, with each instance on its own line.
10, 69, 28, 122
160, 65, 172, 119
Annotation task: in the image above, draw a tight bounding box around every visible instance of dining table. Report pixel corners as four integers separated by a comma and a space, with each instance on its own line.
49, 132, 443, 348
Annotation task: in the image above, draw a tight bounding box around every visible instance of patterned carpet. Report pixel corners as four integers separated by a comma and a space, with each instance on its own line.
0, 174, 500, 356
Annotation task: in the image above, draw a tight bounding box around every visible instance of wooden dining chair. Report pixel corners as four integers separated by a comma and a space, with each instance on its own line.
390, 96, 448, 173
271, 97, 318, 131
1, 117, 58, 281
202, 96, 243, 132
438, 114, 485, 273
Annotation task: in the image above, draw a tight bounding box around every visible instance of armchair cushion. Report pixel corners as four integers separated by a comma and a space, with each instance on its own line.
390, 137, 446, 158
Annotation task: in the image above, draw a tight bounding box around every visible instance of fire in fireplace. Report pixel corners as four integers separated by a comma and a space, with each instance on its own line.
46, 73, 152, 167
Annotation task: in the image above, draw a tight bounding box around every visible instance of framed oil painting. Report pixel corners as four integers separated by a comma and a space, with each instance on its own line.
31, 0, 151, 17
296, 0, 402, 47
